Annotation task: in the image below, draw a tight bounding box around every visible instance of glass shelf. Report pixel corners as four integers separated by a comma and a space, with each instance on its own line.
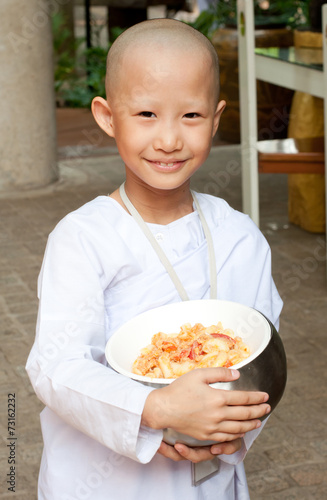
255, 47, 323, 72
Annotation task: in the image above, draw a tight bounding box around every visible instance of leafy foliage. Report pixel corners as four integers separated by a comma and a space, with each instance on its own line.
52, 11, 81, 97
190, 0, 310, 37
52, 12, 124, 108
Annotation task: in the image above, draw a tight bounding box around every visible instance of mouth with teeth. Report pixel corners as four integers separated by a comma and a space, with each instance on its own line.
147, 159, 186, 171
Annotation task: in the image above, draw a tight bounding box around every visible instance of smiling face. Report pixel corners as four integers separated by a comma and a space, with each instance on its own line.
92, 20, 225, 196
109, 46, 224, 191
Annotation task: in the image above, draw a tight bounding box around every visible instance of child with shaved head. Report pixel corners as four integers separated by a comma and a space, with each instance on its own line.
26, 19, 282, 500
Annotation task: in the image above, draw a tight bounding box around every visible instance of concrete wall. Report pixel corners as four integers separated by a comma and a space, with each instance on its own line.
0, 0, 58, 191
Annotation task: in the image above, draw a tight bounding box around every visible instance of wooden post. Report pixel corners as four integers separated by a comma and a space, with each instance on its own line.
237, 0, 260, 225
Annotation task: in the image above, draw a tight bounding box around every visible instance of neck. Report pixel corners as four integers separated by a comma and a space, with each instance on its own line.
117, 179, 194, 225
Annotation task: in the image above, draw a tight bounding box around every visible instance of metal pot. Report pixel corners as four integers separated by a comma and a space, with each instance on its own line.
163, 317, 287, 446
106, 300, 287, 447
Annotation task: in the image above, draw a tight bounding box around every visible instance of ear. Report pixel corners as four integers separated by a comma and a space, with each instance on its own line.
212, 100, 226, 138
91, 96, 115, 138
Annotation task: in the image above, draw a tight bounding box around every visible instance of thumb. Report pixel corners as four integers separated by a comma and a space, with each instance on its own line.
200, 367, 240, 385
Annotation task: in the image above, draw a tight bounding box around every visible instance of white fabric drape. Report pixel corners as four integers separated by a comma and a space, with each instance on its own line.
26, 193, 283, 500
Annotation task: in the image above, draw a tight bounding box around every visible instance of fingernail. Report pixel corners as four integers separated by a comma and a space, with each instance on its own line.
256, 421, 262, 428
265, 405, 271, 414
230, 369, 239, 378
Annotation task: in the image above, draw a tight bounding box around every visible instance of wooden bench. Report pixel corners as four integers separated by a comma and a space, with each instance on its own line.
257, 136, 325, 174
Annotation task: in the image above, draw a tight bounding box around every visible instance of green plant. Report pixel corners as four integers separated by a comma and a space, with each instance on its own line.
52, 11, 81, 98
191, 0, 310, 37
52, 11, 124, 108
57, 45, 108, 108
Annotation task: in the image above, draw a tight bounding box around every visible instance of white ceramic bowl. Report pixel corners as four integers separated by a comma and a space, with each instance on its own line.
105, 300, 287, 446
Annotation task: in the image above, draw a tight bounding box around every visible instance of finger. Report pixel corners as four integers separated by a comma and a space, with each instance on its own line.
157, 441, 186, 462
200, 367, 241, 385
206, 431, 246, 443
222, 390, 269, 406
174, 443, 216, 463
209, 417, 262, 435
217, 402, 271, 422
205, 418, 265, 443
210, 438, 243, 456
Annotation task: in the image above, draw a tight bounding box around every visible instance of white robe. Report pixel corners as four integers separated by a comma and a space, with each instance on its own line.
26, 193, 283, 500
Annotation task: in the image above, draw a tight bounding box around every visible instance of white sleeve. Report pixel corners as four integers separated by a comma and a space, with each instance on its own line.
25, 216, 163, 463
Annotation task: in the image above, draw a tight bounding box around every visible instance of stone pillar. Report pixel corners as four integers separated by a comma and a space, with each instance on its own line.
0, 0, 59, 191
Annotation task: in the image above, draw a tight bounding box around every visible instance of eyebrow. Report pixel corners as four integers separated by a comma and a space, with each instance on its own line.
129, 96, 210, 108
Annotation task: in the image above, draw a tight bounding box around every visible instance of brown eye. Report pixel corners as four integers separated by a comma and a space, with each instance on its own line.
139, 112, 155, 118
184, 113, 200, 119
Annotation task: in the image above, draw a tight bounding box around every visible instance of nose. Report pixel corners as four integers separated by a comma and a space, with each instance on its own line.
153, 124, 183, 152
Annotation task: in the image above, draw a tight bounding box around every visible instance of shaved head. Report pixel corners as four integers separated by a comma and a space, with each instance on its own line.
106, 18, 220, 106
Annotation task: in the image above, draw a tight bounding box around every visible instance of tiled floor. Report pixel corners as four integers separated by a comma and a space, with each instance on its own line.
0, 110, 327, 499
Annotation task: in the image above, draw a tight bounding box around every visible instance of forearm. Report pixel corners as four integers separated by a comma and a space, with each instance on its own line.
26, 334, 163, 462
